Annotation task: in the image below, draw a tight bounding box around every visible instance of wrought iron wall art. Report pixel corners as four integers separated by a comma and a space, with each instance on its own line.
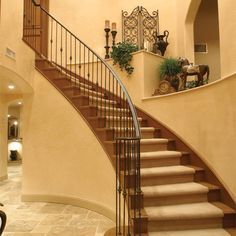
122, 6, 159, 49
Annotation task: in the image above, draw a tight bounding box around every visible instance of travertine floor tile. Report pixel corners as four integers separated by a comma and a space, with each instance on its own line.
40, 214, 72, 226
37, 204, 66, 214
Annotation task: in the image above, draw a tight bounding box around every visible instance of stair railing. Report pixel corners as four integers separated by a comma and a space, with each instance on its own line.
23, 0, 142, 235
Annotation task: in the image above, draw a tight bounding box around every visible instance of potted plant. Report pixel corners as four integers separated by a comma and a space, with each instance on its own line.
159, 58, 181, 91
110, 42, 138, 75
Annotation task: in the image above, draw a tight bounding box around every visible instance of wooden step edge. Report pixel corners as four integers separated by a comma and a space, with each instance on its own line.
199, 181, 221, 191
42, 67, 59, 71
23, 34, 41, 37
35, 58, 47, 62
53, 76, 70, 81
185, 165, 205, 172
225, 228, 236, 235
62, 85, 91, 91
212, 202, 236, 214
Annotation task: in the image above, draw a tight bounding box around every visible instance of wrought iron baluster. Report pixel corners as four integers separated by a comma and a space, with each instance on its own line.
74, 37, 77, 86
50, 18, 53, 62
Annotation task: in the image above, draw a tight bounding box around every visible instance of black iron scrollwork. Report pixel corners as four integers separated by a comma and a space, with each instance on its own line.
0, 203, 7, 235
122, 6, 159, 49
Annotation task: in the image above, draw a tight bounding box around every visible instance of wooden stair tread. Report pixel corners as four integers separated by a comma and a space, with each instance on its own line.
141, 165, 197, 177
140, 138, 169, 144
145, 202, 224, 221
141, 182, 209, 197
140, 150, 182, 159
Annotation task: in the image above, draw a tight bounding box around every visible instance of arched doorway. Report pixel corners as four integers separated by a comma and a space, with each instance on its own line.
0, 66, 33, 181
194, 0, 221, 82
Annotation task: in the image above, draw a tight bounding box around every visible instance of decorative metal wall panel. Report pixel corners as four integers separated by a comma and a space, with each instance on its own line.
122, 6, 159, 49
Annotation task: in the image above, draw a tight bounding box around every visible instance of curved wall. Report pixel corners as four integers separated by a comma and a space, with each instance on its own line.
22, 70, 116, 219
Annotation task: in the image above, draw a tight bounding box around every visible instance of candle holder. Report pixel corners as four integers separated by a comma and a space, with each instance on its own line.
111, 30, 117, 46
104, 28, 110, 59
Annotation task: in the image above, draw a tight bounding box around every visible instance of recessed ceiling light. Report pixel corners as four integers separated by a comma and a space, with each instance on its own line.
8, 84, 15, 90
18, 102, 22, 105
7, 114, 10, 118
13, 121, 18, 126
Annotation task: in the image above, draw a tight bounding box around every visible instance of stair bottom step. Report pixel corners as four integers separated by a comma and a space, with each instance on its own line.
149, 228, 231, 236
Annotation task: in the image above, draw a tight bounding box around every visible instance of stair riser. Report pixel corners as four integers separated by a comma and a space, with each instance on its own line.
35, 60, 51, 68
141, 173, 194, 186
72, 97, 89, 107
53, 79, 72, 88
118, 156, 180, 171
98, 109, 129, 117
80, 107, 98, 117
105, 120, 145, 128
140, 143, 168, 152
143, 193, 208, 207
140, 131, 155, 139
223, 213, 236, 228
107, 142, 169, 156
89, 118, 145, 129
141, 157, 180, 168
72, 97, 115, 108
42, 68, 61, 79
89, 100, 116, 108
148, 217, 222, 231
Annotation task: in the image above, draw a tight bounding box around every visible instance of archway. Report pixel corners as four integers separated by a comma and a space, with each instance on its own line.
194, 0, 221, 81
0, 66, 33, 181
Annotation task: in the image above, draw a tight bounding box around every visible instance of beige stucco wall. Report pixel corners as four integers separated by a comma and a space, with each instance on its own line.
0, 95, 8, 180
22, 70, 116, 218
0, 0, 35, 87
49, 0, 177, 58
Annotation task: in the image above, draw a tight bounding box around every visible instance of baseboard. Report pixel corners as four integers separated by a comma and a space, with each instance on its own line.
21, 193, 116, 221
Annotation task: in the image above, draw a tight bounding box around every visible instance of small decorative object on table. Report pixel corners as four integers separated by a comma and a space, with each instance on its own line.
153, 58, 181, 95
153, 30, 169, 56
104, 20, 111, 59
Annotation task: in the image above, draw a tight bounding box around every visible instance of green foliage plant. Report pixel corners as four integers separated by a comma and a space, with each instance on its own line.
159, 58, 181, 80
111, 42, 138, 75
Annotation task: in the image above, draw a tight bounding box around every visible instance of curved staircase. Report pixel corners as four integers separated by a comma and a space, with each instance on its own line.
24, 0, 236, 235
35, 57, 236, 235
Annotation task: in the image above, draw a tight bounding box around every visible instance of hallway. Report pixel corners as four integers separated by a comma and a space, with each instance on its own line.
0, 164, 114, 236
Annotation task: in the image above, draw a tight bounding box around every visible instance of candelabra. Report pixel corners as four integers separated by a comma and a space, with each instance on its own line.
104, 27, 110, 59
111, 30, 117, 46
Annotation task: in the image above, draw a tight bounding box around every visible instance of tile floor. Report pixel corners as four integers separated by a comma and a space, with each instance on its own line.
0, 164, 115, 236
